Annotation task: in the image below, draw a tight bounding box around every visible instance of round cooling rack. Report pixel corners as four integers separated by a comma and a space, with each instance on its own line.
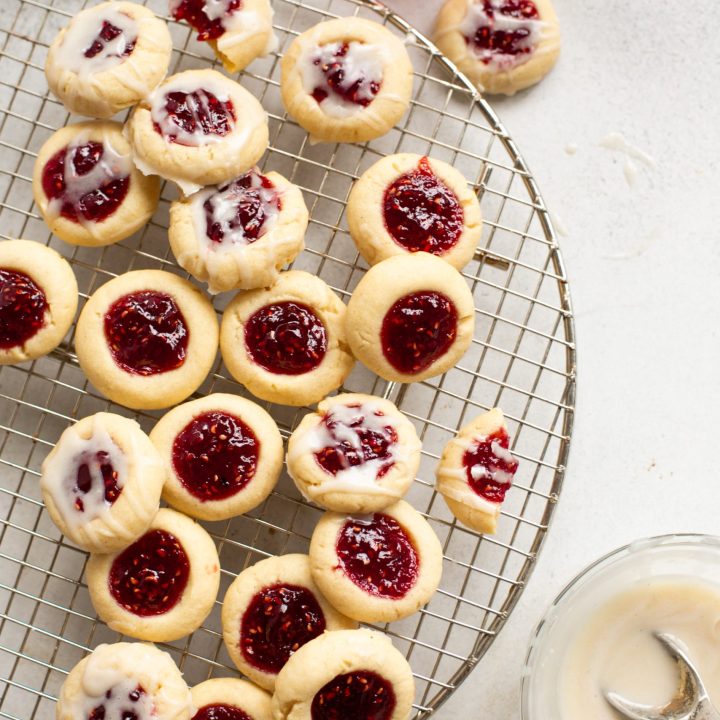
0, 0, 576, 717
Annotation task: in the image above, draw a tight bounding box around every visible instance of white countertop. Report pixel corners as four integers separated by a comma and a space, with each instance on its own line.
384, 1, 720, 716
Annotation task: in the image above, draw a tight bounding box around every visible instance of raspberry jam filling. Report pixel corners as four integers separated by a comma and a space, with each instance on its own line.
41, 141, 130, 224
104, 291, 189, 376
89, 683, 148, 720
309, 42, 382, 108
314, 403, 398, 480
336, 514, 419, 599
311, 671, 396, 720
245, 302, 327, 375
109, 529, 190, 617
84, 20, 136, 59
72, 450, 121, 513
203, 170, 282, 246
464, 0, 541, 64
170, 0, 242, 41
463, 427, 518, 503
381, 291, 458, 375
240, 584, 326, 673
172, 411, 259, 502
383, 157, 464, 255
193, 705, 251, 720
0, 269, 48, 350
154, 89, 236, 146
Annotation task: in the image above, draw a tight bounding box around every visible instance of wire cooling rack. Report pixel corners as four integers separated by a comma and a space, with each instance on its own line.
0, 0, 576, 716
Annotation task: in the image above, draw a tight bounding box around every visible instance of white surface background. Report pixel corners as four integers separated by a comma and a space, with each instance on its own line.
382, 1, 720, 717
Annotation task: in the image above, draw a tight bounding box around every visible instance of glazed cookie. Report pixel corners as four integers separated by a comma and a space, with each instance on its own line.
0, 240, 77, 365
220, 271, 354, 407
87, 508, 220, 642
272, 629, 414, 720
127, 69, 269, 195
171, 0, 276, 73
57, 642, 193, 720
150, 393, 283, 521
33, 121, 161, 247
280, 17, 413, 143
191, 678, 272, 720
436, 407, 518, 534
40, 412, 165, 554
45, 2, 172, 118
347, 154, 482, 270
287, 393, 421, 513
433, 0, 561, 96
309, 500, 443, 623
345, 253, 475, 383
221, 553, 356, 691
75, 269, 219, 410
169, 168, 309, 294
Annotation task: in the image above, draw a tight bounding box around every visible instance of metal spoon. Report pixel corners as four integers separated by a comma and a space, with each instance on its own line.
604, 632, 720, 720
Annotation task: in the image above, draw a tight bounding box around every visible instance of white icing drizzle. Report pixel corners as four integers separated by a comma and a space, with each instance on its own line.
299, 41, 385, 119
289, 402, 407, 496
54, 6, 139, 76
45, 128, 132, 227
438, 471, 501, 514
41, 420, 128, 531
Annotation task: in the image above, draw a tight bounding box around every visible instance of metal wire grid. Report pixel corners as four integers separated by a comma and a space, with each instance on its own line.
0, 0, 575, 717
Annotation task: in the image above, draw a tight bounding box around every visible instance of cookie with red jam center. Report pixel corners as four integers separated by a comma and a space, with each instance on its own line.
191, 678, 272, 720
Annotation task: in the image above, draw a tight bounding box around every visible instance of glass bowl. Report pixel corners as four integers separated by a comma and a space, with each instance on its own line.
521, 533, 720, 719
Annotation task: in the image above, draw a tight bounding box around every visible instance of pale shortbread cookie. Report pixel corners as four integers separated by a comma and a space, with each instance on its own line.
433, 0, 560, 96
32, 121, 160, 247
271, 629, 415, 720
127, 69, 269, 195
436, 407, 518, 534
57, 642, 193, 720
46, 2, 172, 118
87, 508, 220, 642
309, 500, 443, 623
170, 0, 276, 73
169, 169, 308, 294
281, 17, 413, 143
75, 269, 219, 411
150, 393, 283, 521
191, 678, 272, 720
40, 412, 165, 554
287, 393, 421, 513
0, 240, 77, 365
222, 553, 357, 692
347, 153, 482, 270
220, 271, 354, 407
345, 253, 475, 383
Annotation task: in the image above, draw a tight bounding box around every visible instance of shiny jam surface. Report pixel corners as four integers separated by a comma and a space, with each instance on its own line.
172, 411, 259, 502
171, 0, 242, 41
336, 514, 419, 599
88, 684, 146, 720
311, 43, 380, 107
240, 583, 326, 673
463, 427, 518, 503
84, 20, 136, 59
315, 405, 397, 478
469, 0, 540, 62
104, 291, 188, 376
192, 706, 250, 720
73, 451, 121, 513
244, 302, 327, 375
109, 529, 190, 616
41, 142, 130, 223
0, 269, 48, 350
204, 171, 281, 245
383, 157, 464, 255
157, 90, 236, 144
311, 671, 396, 720
380, 291, 457, 375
